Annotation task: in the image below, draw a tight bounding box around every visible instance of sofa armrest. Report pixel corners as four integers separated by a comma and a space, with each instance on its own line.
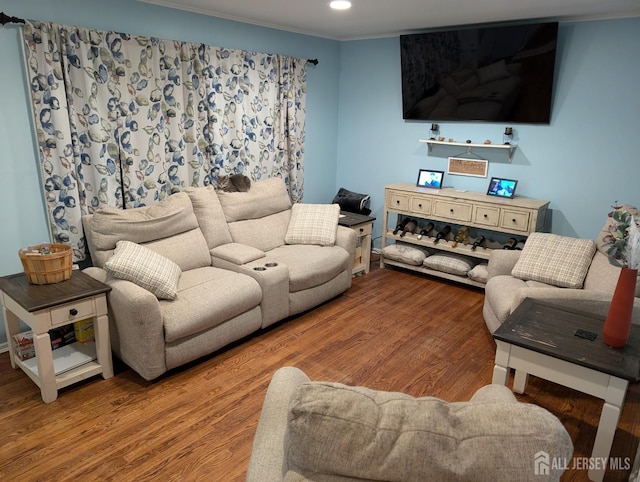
513, 288, 640, 325
247, 367, 311, 481
335, 225, 357, 259
487, 250, 521, 280
84, 267, 166, 381
210, 242, 266, 265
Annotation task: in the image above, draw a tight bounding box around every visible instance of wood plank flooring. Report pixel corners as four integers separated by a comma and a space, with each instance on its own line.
1, 257, 639, 481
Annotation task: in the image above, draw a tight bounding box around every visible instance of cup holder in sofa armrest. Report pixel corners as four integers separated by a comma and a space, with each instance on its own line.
254, 262, 279, 271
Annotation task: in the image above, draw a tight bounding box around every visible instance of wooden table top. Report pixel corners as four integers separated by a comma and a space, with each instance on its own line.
0, 270, 111, 313
493, 298, 640, 381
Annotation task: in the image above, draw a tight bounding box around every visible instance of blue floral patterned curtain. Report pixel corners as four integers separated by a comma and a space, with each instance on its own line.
21, 21, 306, 261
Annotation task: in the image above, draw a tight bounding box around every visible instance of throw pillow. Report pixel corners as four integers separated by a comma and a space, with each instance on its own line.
423, 253, 477, 276
468, 262, 489, 283
382, 242, 431, 266
284, 203, 340, 246
511, 233, 596, 289
104, 240, 182, 300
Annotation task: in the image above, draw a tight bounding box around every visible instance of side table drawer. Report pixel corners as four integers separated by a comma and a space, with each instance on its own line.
410, 196, 432, 215
50, 298, 95, 327
354, 222, 372, 237
388, 191, 409, 212
474, 206, 500, 227
433, 200, 472, 222
500, 209, 531, 232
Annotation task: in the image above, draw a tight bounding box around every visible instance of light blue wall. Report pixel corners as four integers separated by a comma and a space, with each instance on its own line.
0, 0, 341, 344
1, 1, 638, 345
336, 18, 640, 247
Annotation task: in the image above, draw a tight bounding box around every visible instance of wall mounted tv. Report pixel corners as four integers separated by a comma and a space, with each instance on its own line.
400, 22, 558, 124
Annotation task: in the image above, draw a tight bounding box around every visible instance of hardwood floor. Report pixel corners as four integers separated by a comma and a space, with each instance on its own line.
1, 258, 639, 481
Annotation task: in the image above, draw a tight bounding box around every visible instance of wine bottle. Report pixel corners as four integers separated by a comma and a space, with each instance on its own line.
451, 226, 469, 248
400, 219, 418, 237
416, 222, 435, 240
434, 225, 451, 244
514, 239, 526, 250
392, 218, 409, 235
471, 235, 486, 251
503, 237, 518, 250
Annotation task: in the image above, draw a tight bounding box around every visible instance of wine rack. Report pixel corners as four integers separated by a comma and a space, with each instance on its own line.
381, 182, 550, 288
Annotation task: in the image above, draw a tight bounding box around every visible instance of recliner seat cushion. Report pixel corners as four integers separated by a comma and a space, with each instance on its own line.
285, 381, 572, 481
161, 267, 262, 343
266, 245, 350, 292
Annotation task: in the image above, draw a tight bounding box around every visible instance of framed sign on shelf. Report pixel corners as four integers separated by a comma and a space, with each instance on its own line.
447, 157, 488, 178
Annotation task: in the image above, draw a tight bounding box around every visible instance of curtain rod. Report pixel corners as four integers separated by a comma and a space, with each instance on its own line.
0, 12, 318, 66
0, 12, 25, 25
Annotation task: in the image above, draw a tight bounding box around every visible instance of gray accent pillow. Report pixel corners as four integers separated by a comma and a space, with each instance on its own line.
511, 233, 596, 289
382, 242, 431, 266
104, 240, 182, 300
424, 252, 477, 275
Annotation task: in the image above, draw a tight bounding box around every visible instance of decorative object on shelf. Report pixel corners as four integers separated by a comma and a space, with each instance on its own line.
451, 227, 470, 248
400, 219, 418, 237
471, 236, 486, 251
429, 123, 439, 140
434, 225, 452, 244
503, 127, 513, 145
447, 157, 488, 178
601, 206, 640, 348
437, 136, 445, 142
417, 222, 435, 240
484, 139, 492, 145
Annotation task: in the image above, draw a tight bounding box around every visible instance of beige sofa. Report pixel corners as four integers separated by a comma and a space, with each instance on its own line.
483, 232, 640, 334
82, 178, 356, 380
247, 367, 573, 481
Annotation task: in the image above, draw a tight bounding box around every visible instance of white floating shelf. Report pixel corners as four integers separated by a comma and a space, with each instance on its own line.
419, 138, 516, 161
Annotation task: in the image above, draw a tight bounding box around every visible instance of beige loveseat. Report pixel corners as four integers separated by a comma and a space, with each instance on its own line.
247, 367, 573, 481
82, 178, 356, 380
483, 232, 640, 333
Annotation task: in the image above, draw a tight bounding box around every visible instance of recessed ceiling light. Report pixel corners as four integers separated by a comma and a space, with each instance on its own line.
330, 1, 352, 10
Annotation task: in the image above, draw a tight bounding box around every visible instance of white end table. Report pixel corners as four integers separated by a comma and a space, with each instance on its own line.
0, 270, 113, 403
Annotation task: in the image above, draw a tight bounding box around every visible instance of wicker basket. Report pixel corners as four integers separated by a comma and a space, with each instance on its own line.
19, 243, 73, 285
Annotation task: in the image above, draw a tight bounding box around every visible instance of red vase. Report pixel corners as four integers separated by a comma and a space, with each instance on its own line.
603, 267, 638, 348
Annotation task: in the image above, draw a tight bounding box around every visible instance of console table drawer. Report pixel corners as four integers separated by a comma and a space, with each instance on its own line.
388, 191, 409, 212
434, 200, 472, 222
50, 298, 95, 327
501, 209, 531, 232
474, 206, 500, 227
410, 196, 432, 215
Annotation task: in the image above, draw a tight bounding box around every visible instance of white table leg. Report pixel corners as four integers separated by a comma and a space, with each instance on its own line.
2, 301, 20, 369
33, 331, 57, 403
94, 310, 113, 379
492, 340, 511, 385
588, 376, 629, 482
513, 369, 529, 394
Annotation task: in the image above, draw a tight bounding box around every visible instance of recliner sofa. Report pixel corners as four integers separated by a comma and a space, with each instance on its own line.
82, 178, 356, 380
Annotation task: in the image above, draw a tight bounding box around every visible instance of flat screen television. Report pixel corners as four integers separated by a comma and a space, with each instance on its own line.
400, 22, 558, 124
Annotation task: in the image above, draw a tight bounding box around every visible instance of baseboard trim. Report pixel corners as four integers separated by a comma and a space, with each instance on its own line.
0, 342, 8, 354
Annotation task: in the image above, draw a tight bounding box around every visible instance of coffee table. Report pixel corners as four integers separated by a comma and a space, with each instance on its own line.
492, 298, 640, 482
